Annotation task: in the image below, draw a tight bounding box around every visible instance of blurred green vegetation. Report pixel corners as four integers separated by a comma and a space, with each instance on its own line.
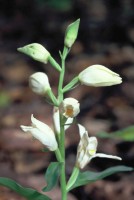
35, 0, 73, 11
0, 92, 11, 108
97, 126, 134, 141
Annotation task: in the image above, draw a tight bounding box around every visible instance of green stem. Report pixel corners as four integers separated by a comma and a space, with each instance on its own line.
47, 88, 59, 106
58, 46, 68, 103
60, 163, 67, 200
55, 148, 62, 162
63, 76, 79, 93
57, 46, 69, 200
49, 56, 61, 72
59, 114, 67, 200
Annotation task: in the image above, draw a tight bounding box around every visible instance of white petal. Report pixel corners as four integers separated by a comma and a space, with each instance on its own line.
92, 153, 122, 160
64, 117, 73, 130
79, 65, 122, 87
31, 114, 52, 133
87, 136, 98, 155
79, 153, 90, 169
30, 128, 57, 151
20, 125, 33, 132
21, 115, 58, 151
53, 108, 73, 133
78, 124, 88, 138
53, 107, 60, 133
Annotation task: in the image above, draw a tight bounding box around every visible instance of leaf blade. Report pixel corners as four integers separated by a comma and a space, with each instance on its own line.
69, 165, 133, 191
97, 126, 134, 141
42, 162, 62, 192
0, 177, 51, 200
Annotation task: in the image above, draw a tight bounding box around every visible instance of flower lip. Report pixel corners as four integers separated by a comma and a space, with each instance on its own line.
65, 105, 74, 117
59, 97, 80, 118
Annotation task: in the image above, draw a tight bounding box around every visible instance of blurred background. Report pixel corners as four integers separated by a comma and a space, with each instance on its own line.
0, 0, 134, 199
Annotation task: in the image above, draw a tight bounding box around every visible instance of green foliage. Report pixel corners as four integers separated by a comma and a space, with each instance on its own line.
97, 126, 134, 141
42, 162, 62, 192
66, 167, 79, 192
0, 92, 10, 107
0, 177, 51, 200
35, 0, 73, 11
68, 166, 133, 191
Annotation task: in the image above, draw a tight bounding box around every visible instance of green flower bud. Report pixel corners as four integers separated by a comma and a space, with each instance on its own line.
64, 19, 80, 48
17, 43, 50, 64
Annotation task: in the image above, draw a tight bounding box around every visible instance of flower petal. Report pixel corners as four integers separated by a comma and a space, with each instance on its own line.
79, 64, 122, 87
91, 153, 122, 161
21, 115, 58, 151
78, 124, 88, 138
53, 107, 73, 133
59, 98, 80, 118
20, 125, 33, 132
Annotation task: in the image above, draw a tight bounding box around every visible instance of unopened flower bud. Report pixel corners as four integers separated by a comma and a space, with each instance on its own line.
79, 64, 122, 87
29, 72, 50, 95
59, 98, 80, 118
17, 43, 50, 64
64, 19, 80, 48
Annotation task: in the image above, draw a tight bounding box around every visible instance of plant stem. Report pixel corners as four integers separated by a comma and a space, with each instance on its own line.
58, 46, 68, 103
60, 163, 67, 200
57, 46, 69, 200
55, 148, 62, 162
63, 76, 79, 93
60, 114, 67, 200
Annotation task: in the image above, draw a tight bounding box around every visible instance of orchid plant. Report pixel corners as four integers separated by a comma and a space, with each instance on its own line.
0, 19, 133, 200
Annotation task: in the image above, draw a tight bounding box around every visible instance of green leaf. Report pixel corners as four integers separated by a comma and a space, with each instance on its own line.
66, 167, 79, 192
0, 177, 51, 200
42, 162, 62, 192
97, 126, 134, 141
69, 165, 133, 191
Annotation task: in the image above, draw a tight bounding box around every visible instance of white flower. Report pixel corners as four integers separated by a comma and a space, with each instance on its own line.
17, 43, 50, 64
20, 115, 58, 151
76, 124, 122, 169
78, 64, 122, 87
53, 107, 73, 133
29, 72, 51, 95
59, 98, 80, 118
